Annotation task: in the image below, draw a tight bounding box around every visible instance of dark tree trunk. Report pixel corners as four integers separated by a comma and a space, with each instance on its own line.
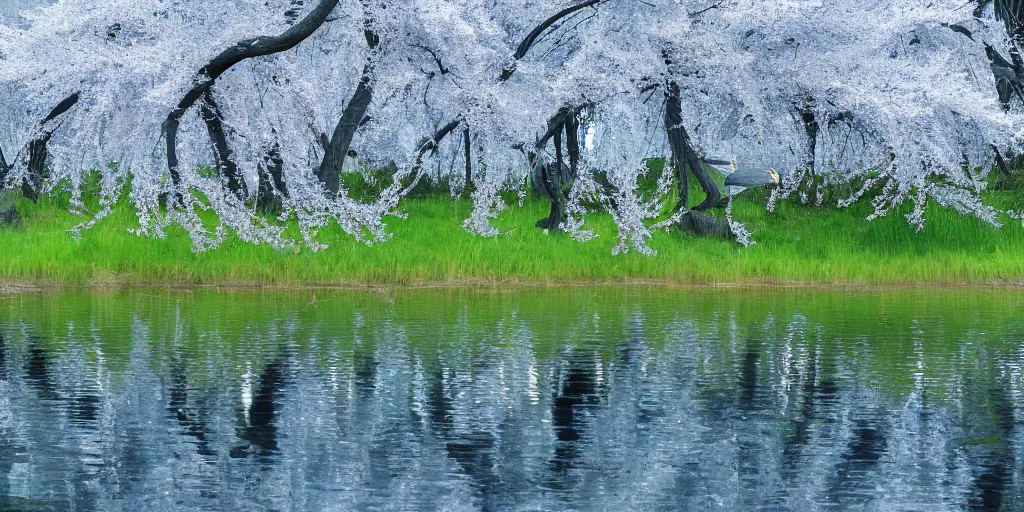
554, 120, 564, 177
799, 102, 820, 201
165, 0, 338, 204
801, 107, 819, 176
984, 43, 1024, 105
665, 90, 689, 211
955, 9, 1024, 107
23, 138, 47, 202
994, 146, 1013, 177
0, 143, 17, 225
665, 82, 721, 212
0, 144, 12, 223
534, 162, 565, 229
462, 127, 472, 195
317, 25, 380, 195
529, 108, 582, 230
199, 90, 246, 199
317, 131, 330, 154
564, 113, 580, 181
256, 136, 287, 213
0, 144, 14, 225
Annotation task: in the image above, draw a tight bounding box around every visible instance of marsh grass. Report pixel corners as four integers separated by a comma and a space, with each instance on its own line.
0, 176, 1021, 287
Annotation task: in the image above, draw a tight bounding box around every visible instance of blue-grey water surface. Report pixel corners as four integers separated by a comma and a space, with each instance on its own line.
0, 287, 1022, 511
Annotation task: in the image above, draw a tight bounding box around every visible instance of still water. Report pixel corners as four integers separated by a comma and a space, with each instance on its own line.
0, 287, 1022, 511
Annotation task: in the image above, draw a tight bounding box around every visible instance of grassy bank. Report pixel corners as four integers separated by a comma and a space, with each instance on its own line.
0, 188, 1022, 287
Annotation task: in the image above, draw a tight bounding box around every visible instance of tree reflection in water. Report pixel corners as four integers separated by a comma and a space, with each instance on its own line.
0, 288, 1021, 511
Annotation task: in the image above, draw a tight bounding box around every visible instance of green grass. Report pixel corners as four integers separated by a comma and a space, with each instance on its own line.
0, 184, 1022, 287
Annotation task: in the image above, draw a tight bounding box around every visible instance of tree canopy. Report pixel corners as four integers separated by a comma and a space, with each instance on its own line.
0, 0, 1020, 253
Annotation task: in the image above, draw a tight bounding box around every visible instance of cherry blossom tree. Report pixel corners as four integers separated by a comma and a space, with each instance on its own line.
0, 0, 1019, 254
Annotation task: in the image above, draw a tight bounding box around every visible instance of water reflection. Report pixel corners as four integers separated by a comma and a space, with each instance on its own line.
0, 288, 1021, 511
168, 365, 215, 458
232, 356, 288, 459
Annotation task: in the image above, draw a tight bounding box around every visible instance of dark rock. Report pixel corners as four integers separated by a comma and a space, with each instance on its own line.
676, 210, 734, 240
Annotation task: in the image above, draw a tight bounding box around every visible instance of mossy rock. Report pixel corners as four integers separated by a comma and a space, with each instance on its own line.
676, 210, 734, 240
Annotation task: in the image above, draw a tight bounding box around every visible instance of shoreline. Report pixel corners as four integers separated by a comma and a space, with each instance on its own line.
3, 277, 1024, 293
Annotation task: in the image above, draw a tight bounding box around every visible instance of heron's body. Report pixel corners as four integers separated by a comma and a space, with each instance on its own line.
725, 167, 781, 188
703, 157, 780, 197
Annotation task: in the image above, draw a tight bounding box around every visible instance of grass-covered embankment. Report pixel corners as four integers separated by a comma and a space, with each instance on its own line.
0, 188, 1022, 287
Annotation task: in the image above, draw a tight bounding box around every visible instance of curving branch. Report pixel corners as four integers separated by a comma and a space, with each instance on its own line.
24, 92, 82, 202
413, 44, 451, 76
41, 93, 82, 125
411, 119, 464, 175
164, 0, 339, 203
499, 0, 602, 82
